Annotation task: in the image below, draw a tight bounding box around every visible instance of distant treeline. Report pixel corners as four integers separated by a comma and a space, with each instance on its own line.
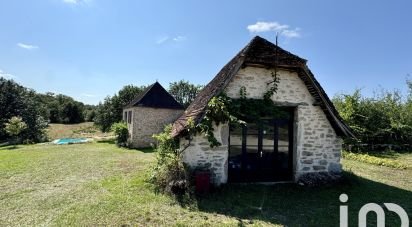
333, 79, 412, 151
0, 77, 202, 143
0, 77, 96, 142
5, 74, 411, 151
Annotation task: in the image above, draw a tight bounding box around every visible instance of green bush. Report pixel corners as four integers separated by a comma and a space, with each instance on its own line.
343, 151, 407, 169
0, 78, 48, 143
111, 122, 129, 147
4, 116, 27, 145
333, 84, 412, 148
149, 124, 190, 195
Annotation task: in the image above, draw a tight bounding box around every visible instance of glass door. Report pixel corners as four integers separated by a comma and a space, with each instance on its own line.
229, 111, 293, 182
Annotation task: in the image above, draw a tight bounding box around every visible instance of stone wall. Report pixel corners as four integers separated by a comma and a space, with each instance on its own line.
181, 66, 343, 184
126, 107, 183, 148
180, 123, 229, 185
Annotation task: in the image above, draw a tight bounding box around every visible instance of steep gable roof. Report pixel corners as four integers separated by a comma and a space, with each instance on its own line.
171, 36, 354, 138
125, 82, 184, 109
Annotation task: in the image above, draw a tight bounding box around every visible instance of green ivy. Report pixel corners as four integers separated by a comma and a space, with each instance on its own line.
264, 71, 280, 100
189, 95, 235, 148
186, 78, 287, 148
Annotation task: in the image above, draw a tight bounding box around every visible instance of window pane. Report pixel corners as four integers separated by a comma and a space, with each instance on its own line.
246, 122, 259, 135
278, 123, 289, 169
229, 145, 242, 157
229, 146, 242, 170
262, 134, 274, 146
278, 124, 289, 142
261, 123, 274, 135
230, 134, 242, 146
246, 146, 259, 153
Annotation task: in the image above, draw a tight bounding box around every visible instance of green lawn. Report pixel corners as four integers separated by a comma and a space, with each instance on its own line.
0, 143, 411, 226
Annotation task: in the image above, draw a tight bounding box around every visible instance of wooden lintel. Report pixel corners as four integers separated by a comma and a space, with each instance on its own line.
272, 101, 308, 107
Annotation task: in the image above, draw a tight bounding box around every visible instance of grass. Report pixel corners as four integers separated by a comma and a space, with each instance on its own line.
343, 151, 408, 169
46, 122, 112, 140
0, 143, 411, 226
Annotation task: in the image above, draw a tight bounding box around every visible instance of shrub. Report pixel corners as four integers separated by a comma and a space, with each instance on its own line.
343, 151, 407, 169
4, 116, 27, 145
149, 124, 190, 195
0, 78, 48, 143
111, 122, 129, 147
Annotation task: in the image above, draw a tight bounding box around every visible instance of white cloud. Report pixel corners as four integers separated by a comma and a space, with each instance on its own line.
247, 21, 301, 38
17, 43, 39, 50
247, 21, 289, 33
0, 69, 17, 80
62, 0, 93, 6
63, 0, 78, 4
156, 35, 187, 44
282, 28, 301, 38
156, 36, 170, 44
173, 36, 187, 42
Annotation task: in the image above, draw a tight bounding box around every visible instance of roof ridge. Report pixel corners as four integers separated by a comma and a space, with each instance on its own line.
124, 82, 156, 108
124, 82, 184, 109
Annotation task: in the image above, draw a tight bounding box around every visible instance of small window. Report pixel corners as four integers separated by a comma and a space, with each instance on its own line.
128, 111, 132, 124
124, 112, 127, 122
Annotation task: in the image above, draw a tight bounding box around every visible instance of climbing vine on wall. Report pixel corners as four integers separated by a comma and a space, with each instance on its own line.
186, 72, 286, 148
186, 95, 237, 148
264, 71, 280, 100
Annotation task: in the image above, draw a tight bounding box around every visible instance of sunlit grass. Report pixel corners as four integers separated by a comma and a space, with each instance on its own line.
46, 122, 112, 140
0, 143, 411, 226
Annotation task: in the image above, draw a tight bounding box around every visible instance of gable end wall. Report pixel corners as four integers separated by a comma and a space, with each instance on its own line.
181, 67, 343, 184
127, 107, 183, 148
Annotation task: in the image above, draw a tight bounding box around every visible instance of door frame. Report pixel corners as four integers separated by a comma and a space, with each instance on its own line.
228, 107, 295, 182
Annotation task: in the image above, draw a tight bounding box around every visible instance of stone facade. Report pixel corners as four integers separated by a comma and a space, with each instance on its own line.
124, 107, 183, 148
180, 123, 229, 185
180, 66, 343, 184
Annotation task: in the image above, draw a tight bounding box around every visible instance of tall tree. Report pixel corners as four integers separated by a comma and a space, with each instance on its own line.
94, 85, 146, 132
0, 78, 47, 142
169, 80, 203, 107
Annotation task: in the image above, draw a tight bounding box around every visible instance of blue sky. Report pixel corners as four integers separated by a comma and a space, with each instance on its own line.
0, 0, 411, 104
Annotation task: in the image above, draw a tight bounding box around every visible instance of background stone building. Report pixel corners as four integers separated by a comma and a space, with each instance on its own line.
171, 36, 354, 185
124, 82, 184, 148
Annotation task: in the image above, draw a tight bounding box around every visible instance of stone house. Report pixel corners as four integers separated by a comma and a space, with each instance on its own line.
123, 82, 184, 148
171, 36, 354, 185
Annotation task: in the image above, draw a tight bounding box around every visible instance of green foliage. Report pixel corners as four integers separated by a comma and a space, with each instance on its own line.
110, 122, 129, 147
150, 125, 189, 195
61, 100, 84, 123
333, 84, 412, 148
4, 116, 27, 144
35, 92, 88, 124
229, 96, 288, 123
84, 106, 96, 122
197, 95, 234, 147
94, 97, 117, 132
343, 151, 407, 169
263, 71, 280, 100
95, 85, 146, 132
169, 80, 203, 108
183, 94, 241, 148
185, 82, 285, 148
4, 116, 27, 136
0, 78, 48, 143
